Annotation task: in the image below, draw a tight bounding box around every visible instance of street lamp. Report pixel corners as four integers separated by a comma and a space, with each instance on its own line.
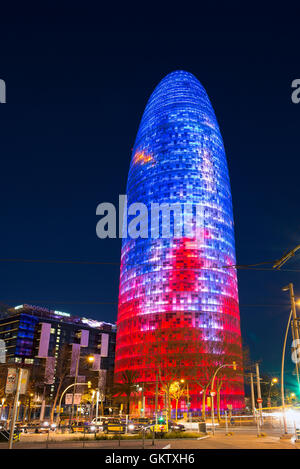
267, 378, 278, 408
87, 355, 106, 420
271, 246, 300, 402
70, 353, 96, 425
179, 379, 191, 421
277, 282, 300, 437
0, 398, 5, 420
210, 362, 237, 435
135, 384, 144, 417
282, 284, 300, 387
56, 382, 91, 425
273, 245, 300, 270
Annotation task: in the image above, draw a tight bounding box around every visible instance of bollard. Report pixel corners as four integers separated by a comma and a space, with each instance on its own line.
152, 428, 155, 446
83, 426, 86, 448
46, 428, 50, 449
256, 412, 260, 437
142, 427, 145, 449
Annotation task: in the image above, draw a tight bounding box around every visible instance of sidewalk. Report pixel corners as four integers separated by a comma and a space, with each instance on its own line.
0, 432, 298, 449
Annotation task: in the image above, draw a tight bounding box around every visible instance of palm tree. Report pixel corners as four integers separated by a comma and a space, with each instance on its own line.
114, 370, 137, 415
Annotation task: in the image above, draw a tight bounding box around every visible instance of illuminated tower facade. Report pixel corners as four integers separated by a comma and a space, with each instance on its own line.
114, 71, 244, 414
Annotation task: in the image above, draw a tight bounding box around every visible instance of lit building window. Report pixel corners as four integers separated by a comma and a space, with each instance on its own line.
114, 71, 244, 412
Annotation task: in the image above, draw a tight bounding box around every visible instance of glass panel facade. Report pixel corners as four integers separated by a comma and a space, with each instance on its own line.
115, 71, 244, 411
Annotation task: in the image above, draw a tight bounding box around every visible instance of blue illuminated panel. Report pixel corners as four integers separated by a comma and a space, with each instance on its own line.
115, 71, 244, 412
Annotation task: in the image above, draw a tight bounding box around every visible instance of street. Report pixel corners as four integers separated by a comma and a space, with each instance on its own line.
1, 430, 298, 449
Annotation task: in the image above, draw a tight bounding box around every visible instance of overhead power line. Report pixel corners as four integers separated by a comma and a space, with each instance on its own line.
0, 299, 291, 307
0, 258, 300, 272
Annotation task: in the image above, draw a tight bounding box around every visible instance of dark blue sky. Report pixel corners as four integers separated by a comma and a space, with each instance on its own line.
1, 5, 300, 380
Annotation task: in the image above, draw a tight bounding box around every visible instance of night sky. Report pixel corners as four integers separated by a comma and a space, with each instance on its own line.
1, 5, 300, 382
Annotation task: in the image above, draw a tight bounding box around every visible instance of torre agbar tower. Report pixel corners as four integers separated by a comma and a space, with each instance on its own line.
114, 71, 244, 414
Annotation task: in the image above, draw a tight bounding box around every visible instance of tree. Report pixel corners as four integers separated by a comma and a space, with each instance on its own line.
216, 376, 223, 421
21, 364, 46, 423
259, 373, 281, 407
0, 364, 12, 420
50, 345, 71, 423
113, 370, 137, 414
169, 381, 186, 421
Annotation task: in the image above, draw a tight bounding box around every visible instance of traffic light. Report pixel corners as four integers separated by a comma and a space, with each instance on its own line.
232, 361, 237, 370
87, 381, 92, 388
158, 415, 164, 423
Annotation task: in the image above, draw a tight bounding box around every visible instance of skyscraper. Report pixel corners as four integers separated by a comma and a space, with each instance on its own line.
114, 71, 244, 414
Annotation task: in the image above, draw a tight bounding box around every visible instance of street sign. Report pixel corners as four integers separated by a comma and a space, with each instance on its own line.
65, 393, 73, 405
0, 339, 6, 363
257, 398, 263, 403
19, 369, 29, 395
73, 393, 82, 405
5, 368, 17, 394
65, 393, 82, 405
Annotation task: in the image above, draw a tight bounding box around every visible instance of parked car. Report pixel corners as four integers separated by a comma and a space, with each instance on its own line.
168, 420, 185, 432
147, 419, 185, 434
89, 416, 109, 432
0, 420, 7, 431
102, 418, 125, 434
22, 422, 57, 433
70, 421, 89, 433
127, 417, 150, 433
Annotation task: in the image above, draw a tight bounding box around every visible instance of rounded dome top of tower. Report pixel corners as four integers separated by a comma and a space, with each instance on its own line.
135, 70, 220, 150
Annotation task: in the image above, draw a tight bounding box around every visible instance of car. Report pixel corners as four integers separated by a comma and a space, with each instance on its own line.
147, 419, 185, 434
91, 416, 105, 425
23, 422, 57, 433
168, 420, 185, 432
70, 422, 89, 433
0, 420, 7, 431
127, 417, 150, 433
89, 416, 111, 432
102, 418, 125, 434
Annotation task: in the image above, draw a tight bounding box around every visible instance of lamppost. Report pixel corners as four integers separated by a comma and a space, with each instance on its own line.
56, 381, 92, 425
281, 308, 293, 435
210, 362, 237, 435
134, 383, 144, 417
8, 368, 23, 449
87, 355, 106, 420
273, 248, 300, 436
279, 284, 300, 436
0, 398, 5, 420
267, 378, 278, 408
70, 348, 81, 425
282, 283, 300, 387
179, 379, 191, 421
70, 353, 96, 425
